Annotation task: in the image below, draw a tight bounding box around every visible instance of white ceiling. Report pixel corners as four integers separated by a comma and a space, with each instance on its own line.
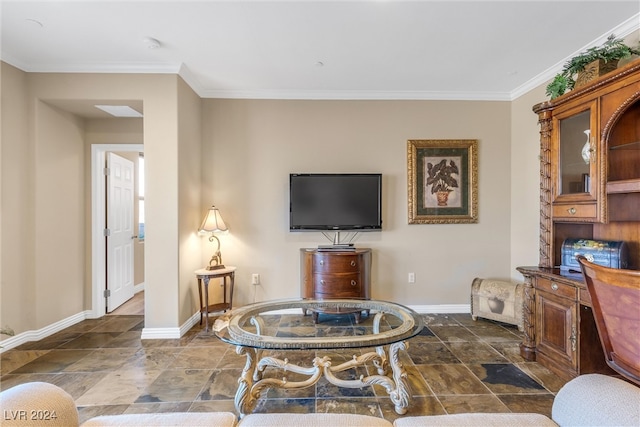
2, 0, 639, 102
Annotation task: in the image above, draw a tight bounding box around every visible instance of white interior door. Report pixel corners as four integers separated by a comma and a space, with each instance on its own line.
106, 152, 135, 312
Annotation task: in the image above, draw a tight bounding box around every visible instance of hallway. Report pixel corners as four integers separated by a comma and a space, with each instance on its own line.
108, 291, 144, 316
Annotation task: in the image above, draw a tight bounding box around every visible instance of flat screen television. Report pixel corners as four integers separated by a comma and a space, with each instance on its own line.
289, 173, 382, 231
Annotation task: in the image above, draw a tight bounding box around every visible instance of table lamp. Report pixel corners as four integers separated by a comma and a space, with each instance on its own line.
199, 205, 228, 270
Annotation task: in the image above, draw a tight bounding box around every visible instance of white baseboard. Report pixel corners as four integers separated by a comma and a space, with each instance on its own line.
181, 312, 201, 335
411, 304, 470, 314
140, 311, 201, 340
0, 310, 92, 352
140, 327, 181, 339
0, 304, 472, 350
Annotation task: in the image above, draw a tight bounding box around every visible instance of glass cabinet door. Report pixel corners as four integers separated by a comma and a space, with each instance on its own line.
553, 100, 598, 205
559, 110, 592, 195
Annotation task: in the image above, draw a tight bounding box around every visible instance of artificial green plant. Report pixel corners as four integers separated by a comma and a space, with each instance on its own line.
546, 34, 640, 99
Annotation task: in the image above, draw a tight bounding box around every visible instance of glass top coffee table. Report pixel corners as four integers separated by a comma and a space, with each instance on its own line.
213, 298, 424, 416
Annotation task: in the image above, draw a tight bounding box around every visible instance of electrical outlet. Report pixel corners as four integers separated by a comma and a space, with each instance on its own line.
408, 272, 415, 283
251, 273, 260, 285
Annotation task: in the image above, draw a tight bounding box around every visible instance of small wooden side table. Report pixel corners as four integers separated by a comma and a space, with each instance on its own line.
195, 266, 236, 332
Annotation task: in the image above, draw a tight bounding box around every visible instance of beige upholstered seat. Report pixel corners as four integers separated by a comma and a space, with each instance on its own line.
0, 382, 79, 427
394, 413, 557, 427
2, 378, 640, 426
237, 413, 393, 427
81, 412, 237, 426
552, 373, 640, 426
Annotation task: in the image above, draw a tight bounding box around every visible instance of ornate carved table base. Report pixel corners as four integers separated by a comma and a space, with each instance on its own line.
233, 313, 412, 416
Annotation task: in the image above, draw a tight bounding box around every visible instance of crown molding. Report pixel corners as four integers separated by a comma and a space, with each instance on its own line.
1, 55, 182, 75
198, 88, 512, 101
5, 12, 638, 102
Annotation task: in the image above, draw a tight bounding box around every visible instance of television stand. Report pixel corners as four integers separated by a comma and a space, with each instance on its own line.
300, 248, 372, 322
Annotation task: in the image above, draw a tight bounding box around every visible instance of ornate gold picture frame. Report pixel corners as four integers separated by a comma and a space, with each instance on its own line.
407, 139, 478, 224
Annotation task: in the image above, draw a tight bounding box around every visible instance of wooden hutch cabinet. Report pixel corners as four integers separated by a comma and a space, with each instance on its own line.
518, 59, 640, 380
300, 248, 372, 322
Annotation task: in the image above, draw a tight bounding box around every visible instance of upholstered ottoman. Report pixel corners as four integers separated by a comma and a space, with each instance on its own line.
471, 278, 524, 331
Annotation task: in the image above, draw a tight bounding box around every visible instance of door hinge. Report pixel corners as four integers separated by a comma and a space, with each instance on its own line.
104, 228, 111, 237
104, 289, 111, 298
103, 167, 110, 176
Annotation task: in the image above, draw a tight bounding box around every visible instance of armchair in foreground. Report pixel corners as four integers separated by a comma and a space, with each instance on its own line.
578, 255, 640, 385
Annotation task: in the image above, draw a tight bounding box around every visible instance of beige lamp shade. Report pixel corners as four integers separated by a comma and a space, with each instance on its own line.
199, 206, 228, 233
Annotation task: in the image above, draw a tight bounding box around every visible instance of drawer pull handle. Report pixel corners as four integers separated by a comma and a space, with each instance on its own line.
567, 207, 577, 215
320, 260, 324, 265
351, 280, 357, 286
350, 261, 356, 267
551, 283, 559, 291
320, 280, 325, 285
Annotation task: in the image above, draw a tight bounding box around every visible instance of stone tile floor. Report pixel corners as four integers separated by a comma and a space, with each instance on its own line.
0, 312, 567, 424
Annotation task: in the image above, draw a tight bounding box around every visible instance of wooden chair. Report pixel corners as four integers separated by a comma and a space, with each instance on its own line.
578, 255, 640, 385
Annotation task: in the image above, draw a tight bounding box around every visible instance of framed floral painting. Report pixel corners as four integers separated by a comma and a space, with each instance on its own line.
407, 139, 478, 224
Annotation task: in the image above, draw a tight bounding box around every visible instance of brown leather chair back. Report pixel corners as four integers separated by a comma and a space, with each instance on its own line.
578, 256, 640, 385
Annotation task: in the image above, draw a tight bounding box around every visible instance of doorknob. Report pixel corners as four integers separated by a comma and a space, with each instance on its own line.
131, 235, 138, 239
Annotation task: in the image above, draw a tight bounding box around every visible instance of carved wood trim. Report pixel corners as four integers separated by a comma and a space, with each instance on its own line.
538, 111, 553, 268
519, 272, 537, 361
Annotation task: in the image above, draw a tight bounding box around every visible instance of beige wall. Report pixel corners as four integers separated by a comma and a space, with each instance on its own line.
177, 78, 203, 324
2, 63, 36, 332
1, 74, 88, 331
35, 101, 87, 326
202, 99, 514, 307
1, 60, 557, 341
510, 85, 548, 275
1, 66, 198, 335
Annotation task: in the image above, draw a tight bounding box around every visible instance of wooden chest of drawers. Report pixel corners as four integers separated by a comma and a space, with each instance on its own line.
300, 248, 371, 322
